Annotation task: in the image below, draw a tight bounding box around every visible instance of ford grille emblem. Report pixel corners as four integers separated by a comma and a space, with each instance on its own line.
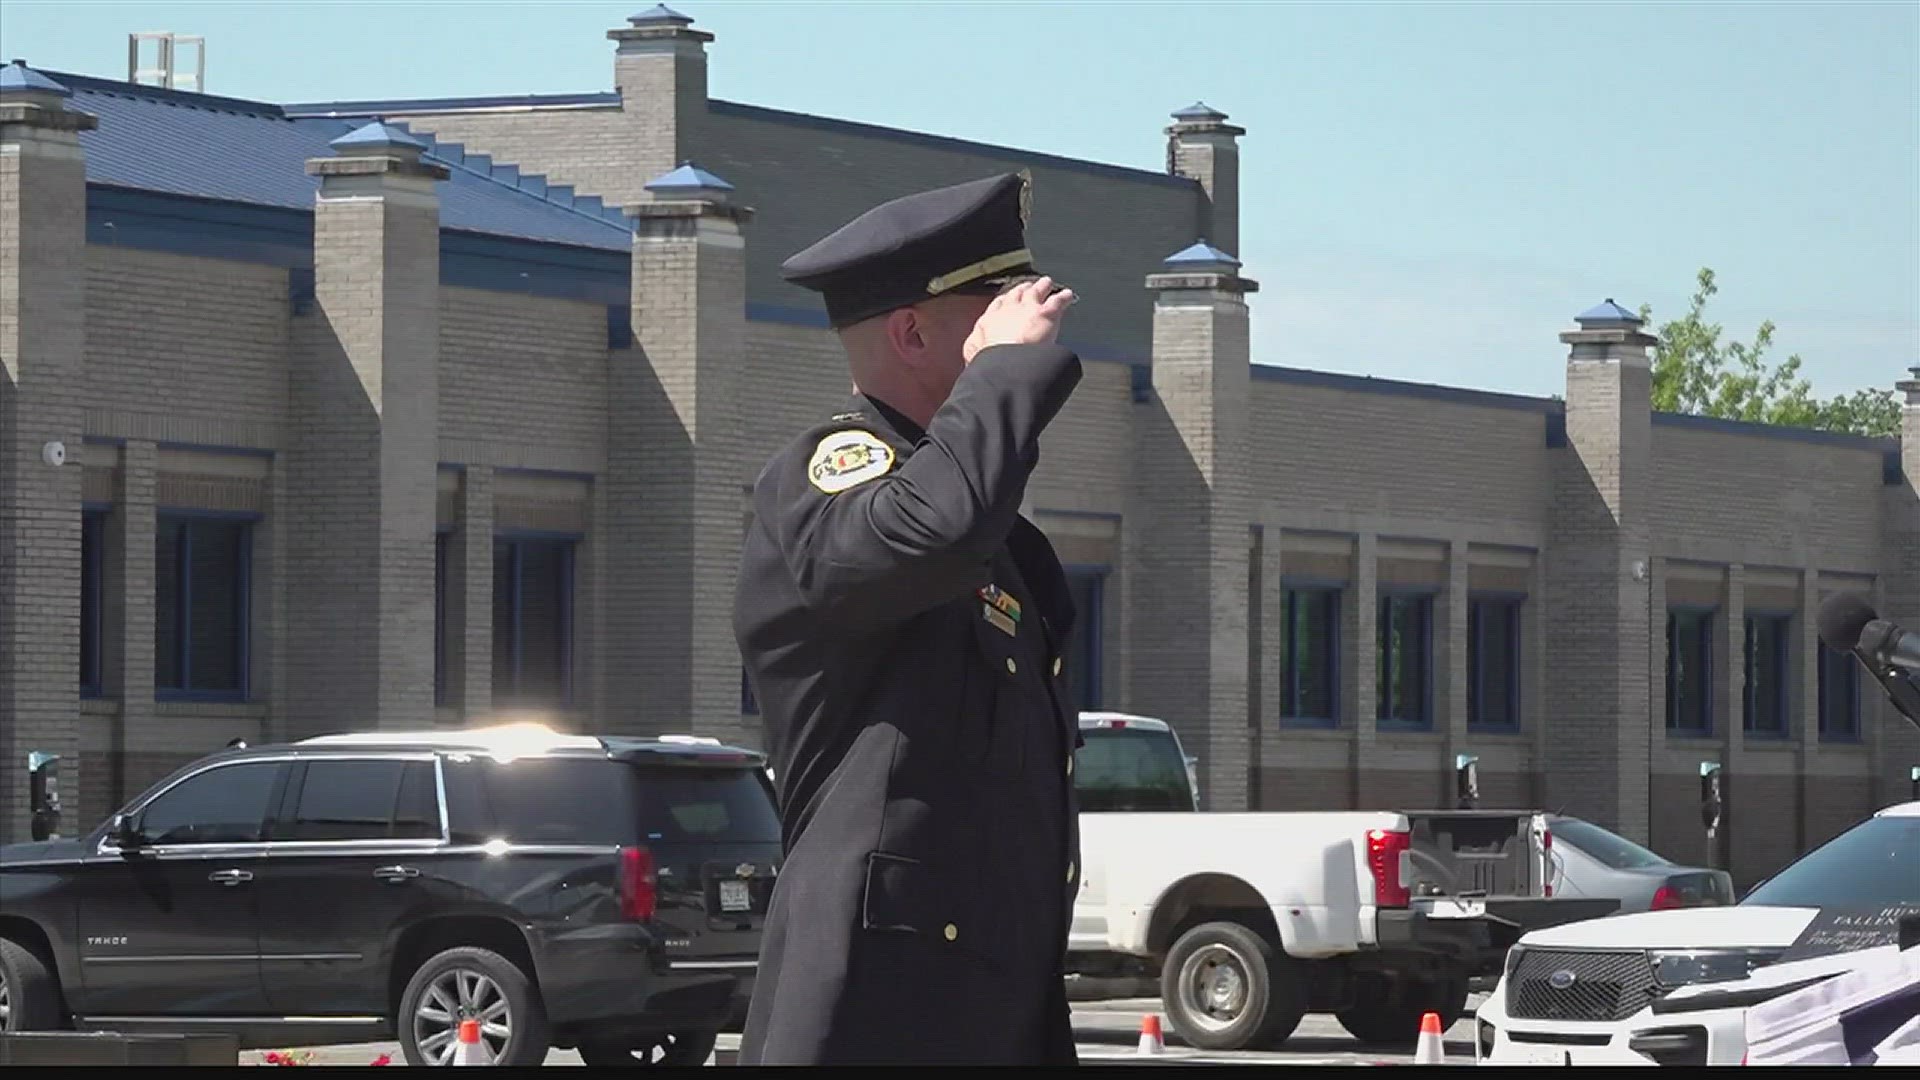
1548, 969, 1577, 991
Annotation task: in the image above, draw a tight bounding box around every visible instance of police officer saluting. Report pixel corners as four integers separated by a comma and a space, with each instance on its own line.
735, 172, 1086, 1065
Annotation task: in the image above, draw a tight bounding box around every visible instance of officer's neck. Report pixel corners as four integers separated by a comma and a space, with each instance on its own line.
857, 390, 930, 444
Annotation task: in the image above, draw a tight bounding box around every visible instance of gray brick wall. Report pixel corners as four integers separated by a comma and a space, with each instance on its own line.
0, 104, 91, 840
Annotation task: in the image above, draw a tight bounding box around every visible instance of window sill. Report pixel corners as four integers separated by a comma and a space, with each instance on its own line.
1664, 730, 1718, 741
1376, 722, 1438, 735
1464, 727, 1532, 743
1279, 716, 1341, 730
81, 697, 121, 717
156, 699, 268, 719
1741, 737, 1797, 752
1741, 731, 1794, 744
1816, 735, 1866, 748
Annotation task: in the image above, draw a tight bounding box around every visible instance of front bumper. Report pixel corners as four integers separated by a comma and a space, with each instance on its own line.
1474, 979, 1746, 1066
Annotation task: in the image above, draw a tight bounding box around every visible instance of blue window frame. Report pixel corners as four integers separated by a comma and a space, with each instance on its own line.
1817, 642, 1861, 741
1377, 591, 1435, 729
1743, 613, 1792, 737
492, 533, 576, 709
1468, 594, 1522, 731
1666, 608, 1715, 735
1281, 584, 1340, 725
1064, 565, 1107, 710
155, 512, 254, 702
434, 528, 451, 706
80, 507, 107, 698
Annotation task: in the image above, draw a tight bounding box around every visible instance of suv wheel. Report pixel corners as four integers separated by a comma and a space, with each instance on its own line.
399, 946, 551, 1067
0, 937, 63, 1031
577, 1030, 719, 1067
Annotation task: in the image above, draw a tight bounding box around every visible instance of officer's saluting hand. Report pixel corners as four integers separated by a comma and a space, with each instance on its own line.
736, 172, 1088, 1066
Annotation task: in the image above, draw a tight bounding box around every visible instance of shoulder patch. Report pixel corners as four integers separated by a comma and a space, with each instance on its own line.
807, 429, 895, 494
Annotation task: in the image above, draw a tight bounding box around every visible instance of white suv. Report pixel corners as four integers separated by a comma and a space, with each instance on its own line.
1475, 800, 1920, 1066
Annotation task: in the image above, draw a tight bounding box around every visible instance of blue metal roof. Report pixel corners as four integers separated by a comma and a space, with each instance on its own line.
629, 4, 694, 24
1172, 101, 1227, 121
55, 72, 632, 253
330, 121, 426, 152
0, 60, 72, 97
645, 161, 733, 192
1163, 240, 1240, 267
1576, 298, 1642, 324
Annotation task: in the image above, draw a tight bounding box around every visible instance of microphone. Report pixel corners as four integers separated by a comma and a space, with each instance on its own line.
1817, 592, 1920, 730
1856, 619, 1920, 674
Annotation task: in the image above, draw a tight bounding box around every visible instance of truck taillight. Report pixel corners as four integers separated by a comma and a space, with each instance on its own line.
1542, 825, 1554, 897
619, 845, 657, 921
1367, 828, 1412, 908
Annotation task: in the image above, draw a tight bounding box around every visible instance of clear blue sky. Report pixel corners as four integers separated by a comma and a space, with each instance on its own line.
5, 1, 1915, 399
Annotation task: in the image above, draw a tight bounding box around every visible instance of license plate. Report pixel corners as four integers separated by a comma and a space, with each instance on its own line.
719, 879, 752, 913
1415, 896, 1487, 919
1504, 1043, 1579, 1065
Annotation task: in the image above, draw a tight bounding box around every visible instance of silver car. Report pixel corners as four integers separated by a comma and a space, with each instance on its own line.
1547, 814, 1734, 913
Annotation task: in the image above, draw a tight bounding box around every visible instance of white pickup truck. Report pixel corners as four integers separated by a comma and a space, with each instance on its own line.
1068, 713, 1615, 1051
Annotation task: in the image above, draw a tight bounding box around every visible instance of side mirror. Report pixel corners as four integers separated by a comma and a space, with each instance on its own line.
108, 813, 145, 850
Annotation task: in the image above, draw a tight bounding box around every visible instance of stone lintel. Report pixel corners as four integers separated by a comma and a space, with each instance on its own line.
305, 155, 452, 181
1560, 326, 1659, 350
629, 199, 753, 226
1166, 119, 1247, 139
0, 101, 98, 133
1145, 270, 1259, 296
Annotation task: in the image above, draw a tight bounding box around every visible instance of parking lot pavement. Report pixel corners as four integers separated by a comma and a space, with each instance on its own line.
237, 997, 1482, 1066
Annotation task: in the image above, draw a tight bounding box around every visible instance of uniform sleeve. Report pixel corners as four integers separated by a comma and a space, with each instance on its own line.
765, 342, 1082, 631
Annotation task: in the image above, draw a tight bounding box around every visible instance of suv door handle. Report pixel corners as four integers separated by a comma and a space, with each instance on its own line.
373, 865, 420, 883
208, 868, 254, 886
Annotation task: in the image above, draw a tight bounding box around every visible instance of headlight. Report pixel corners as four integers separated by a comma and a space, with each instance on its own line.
1648, 948, 1783, 988
1503, 944, 1526, 981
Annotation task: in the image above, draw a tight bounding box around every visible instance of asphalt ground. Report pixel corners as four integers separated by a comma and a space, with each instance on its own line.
236, 995, 1483, 1066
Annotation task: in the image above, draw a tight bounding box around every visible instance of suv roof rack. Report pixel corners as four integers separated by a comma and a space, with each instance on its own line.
298, 721, 604, 757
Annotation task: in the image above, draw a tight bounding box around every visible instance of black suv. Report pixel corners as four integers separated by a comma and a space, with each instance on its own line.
0, 724, 781, 1066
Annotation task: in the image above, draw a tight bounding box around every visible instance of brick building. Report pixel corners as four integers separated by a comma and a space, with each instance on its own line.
2, 7, 1915, 887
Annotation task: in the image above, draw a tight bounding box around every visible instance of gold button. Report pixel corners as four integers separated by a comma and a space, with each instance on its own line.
1005, 657, 1017, 675
943, 923, 958, 942
1052, 657, 1062, 677
1066, 756, 1074, 777
1067, 862, 1076, 883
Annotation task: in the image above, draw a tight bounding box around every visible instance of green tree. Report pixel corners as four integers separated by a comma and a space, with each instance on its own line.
1639, 268, 1900, 438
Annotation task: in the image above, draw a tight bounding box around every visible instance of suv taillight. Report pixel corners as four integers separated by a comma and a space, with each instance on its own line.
619, 845, 657, 921
1367, 828, 1411, 908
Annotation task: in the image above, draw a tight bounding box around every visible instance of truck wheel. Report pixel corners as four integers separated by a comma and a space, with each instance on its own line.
398, 946, 551, 1067
1161, 920, 1306, 1051
0, 936, 64, 1031
1335, 973, 1469, 1047
577, 1030, 718, 1066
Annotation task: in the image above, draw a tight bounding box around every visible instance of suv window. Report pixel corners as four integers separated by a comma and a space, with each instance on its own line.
483, 758, 636, 846
1551, 817, 1670, 870
1742, 815, 1920, 908
632, 766, 781, 845
137, 761, 281, 845
272, 759, 441, 842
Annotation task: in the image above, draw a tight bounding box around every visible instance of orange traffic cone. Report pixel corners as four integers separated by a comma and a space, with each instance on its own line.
1413, 1011, 1445, 1065
1136, 1013, 1165, 1056
453, 1017, 489, 1066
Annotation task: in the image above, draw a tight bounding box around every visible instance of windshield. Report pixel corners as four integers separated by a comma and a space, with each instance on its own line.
1742, 815, 1920, 908
1074, 727, 1194, 812
1551, 817, 1671, 870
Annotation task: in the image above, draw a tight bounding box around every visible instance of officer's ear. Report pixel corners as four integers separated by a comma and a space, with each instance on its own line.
883, 305, 932, 361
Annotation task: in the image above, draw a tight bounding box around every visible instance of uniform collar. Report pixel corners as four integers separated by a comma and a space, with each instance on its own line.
847, 392, 926, 449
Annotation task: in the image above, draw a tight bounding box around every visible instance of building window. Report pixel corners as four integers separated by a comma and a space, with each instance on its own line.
1065, 566, 1107, 710
1743, 614, 1792, 737
1377, 593, 1434, 728
434, 530, 450, 706
155, 514, 252, 701
1666, 609, 1714, 734
1817, 643, 1861, 741
1468, 595, 1522, 730
81, 509, 106, 697
493, 534, 574, 709
1281, 586, 1340, 724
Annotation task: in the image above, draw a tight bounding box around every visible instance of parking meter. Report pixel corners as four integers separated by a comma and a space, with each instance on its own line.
1699, 761, 1723, 868
1454, 753, 1480, 810
28, 751, 61, 841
